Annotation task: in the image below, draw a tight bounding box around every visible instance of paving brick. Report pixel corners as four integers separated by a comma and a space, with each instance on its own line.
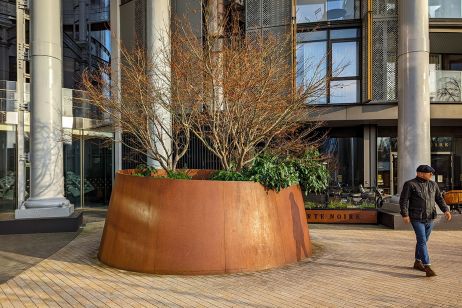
1, 222, 462, 307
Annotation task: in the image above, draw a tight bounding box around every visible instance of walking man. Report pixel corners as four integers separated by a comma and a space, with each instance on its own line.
399, 165, 452, 277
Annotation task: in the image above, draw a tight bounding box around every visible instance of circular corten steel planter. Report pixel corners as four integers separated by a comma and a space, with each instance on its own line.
98, 169, 312, 275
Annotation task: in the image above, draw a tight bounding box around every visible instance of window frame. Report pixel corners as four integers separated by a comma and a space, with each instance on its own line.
297, 23, 362, 105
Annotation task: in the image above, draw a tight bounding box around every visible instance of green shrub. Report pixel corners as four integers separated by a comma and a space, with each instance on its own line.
359, 202, 376, 209
327, 200, 348, 209
211, 170, 248, 181
133, 164, 155, 177
133, 165, 192, 180
304, 201, 318, 209
288, 150, 329, 194
166, 170, 192, 180
244, 154, 299, 192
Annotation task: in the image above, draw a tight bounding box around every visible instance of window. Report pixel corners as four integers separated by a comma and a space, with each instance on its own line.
297, 27, 361, 104
296, 0, 360, 24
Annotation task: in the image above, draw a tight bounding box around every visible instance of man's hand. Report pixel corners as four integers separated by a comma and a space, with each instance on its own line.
444, 211, 452, 221
403, 216, 410, 224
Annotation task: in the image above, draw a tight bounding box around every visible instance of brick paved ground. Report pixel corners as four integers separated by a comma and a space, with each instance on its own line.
0, 221, 461, 307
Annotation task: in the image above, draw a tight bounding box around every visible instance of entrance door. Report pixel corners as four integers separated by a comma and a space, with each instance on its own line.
389, 152, 454, 194
431, 153, 453, 190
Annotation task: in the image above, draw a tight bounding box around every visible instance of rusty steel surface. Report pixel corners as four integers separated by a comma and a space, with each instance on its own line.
306, 209, 378, 224
98, 170, 312, 275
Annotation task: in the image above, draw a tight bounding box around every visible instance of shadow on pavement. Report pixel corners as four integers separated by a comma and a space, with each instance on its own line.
0, 208, 106, 283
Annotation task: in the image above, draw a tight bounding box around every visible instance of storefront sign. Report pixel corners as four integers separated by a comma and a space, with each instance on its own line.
306, 210, 377, 224
431, 138, 452, 152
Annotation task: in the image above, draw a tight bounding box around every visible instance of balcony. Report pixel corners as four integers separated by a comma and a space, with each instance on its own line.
430, 70, 462, 103
429, 0, 462, 19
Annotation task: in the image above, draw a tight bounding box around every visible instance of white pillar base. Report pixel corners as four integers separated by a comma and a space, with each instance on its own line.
16, 197, 73, 219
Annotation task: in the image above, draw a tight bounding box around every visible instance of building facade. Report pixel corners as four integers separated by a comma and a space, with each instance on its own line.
0, 0, 113, 213
1, 0, 461, 214
293, 0, 462, 195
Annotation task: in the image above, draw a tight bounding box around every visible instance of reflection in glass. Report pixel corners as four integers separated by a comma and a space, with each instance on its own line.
330, 80, 359, 104
296, 41, 327, 104
332, 41, 359, 77
297, 0, 326, 23
429, 0, 462, 18
297, 0, 359, 23
64, 135, 82, 207
321, 137, 364, 189
0, 127, 17, 211
83, 135, 112, 208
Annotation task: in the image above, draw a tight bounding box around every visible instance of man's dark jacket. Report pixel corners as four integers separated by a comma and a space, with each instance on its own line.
399, 177, 449, 222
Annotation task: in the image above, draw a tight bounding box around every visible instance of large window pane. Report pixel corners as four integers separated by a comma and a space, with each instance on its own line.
429, 0, 462, 19
296, 41, 327, 104
327, 0, 357, 20
321, 137, 364, 189
297, 0, 359, 23
332, 41, 359, 77
330, 80, 359, 103
0, 127, 16, 212
297, 0, 326, 23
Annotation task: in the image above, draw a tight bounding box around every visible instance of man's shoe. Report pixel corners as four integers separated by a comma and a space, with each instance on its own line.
413, 260, 425, 272
424, 265, 437, 277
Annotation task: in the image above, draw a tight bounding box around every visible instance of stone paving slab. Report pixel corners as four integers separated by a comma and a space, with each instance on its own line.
1, 222, 461, 307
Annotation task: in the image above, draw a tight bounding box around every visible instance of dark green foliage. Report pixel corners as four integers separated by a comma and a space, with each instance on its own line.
327, 200, 348, 209
288, 150, 329, 194
244, 154, 299, 192
210, 151, 330, 193
133, 164, 155, 177
133, 164, 192, 180
166, 170, 192, 180
211, 170, 248, 181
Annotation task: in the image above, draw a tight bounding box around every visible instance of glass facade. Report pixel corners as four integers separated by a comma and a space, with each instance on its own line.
296, 0, 360, 23
377, 136, 462, 195
429, 0, 462, 19
321, 137, 364, 189
429, 54, 462, 103
0, 80, 114, 212
64, 130, 113, 208
0, 126, 17, 212
296, 28, 361, 104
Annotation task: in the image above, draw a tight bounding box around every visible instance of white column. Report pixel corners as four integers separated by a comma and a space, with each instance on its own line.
16, 0, 72, 218
146, 0, 172, 169
111, 0, 122, 175
397, 0, 431, 193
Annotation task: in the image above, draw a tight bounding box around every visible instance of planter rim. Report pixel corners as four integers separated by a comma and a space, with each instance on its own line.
117, 169, 301, 191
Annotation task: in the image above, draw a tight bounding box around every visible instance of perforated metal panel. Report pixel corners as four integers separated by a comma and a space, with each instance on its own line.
246, 0, 291, 31
371, 0, 398, 102
135, 0, 146, 47
247, 0, 261, 30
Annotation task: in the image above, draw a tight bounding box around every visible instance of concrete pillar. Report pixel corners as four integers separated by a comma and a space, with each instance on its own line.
111, 0, 122, 175
17, 0, 72, 218
79, 0, 87, 42
363, 125, 377, 188
397, 0, 431, 193
146, 0, 172, 169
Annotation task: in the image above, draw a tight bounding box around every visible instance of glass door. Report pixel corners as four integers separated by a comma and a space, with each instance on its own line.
431, 153, 453, 191
388, 152, 454, 194
63, 131, 82, 207
82, 131, 112, 208
64, 130, 113, 208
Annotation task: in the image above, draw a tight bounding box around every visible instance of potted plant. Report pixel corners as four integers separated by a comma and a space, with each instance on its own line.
82, 5, 330, 275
